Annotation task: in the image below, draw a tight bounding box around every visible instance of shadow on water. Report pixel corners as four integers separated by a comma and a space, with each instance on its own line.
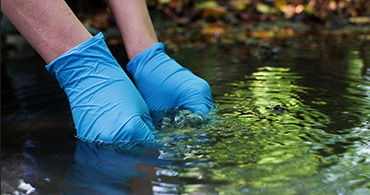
1, 37, 370, 194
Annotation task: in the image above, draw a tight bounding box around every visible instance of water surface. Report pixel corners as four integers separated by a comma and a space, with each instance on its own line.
1, 37, 370, 195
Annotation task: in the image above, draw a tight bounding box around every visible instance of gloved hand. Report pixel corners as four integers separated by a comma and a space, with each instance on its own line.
46, 32, 154, 143
127, 43, 214, 115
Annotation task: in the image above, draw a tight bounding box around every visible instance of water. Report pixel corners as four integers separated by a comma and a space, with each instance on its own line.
1, 37, 370, 195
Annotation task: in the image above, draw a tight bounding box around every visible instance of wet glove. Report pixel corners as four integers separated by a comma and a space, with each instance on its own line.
46, 33, 154, 143
127, 43, 214, 115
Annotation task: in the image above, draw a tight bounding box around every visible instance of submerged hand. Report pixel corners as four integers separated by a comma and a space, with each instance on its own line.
46, 33, 154, 143
127, 43, 214, 114
62, 140, 157, 194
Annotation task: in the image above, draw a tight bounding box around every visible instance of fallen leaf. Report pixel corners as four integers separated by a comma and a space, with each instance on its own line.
202, 6, 227, 19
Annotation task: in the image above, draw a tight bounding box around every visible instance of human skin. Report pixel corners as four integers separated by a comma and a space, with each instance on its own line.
105, 0, 159, 60
1, 0, 93, 64
2, 0, 159, 62
1, 0, 213, 115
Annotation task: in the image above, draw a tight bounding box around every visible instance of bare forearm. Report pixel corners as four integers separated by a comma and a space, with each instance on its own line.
1, 0, 92, 63
106, 0, 158, 60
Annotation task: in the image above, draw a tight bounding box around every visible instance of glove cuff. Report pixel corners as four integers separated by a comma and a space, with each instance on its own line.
126, 42, 166, 75
45, 32, 113, 88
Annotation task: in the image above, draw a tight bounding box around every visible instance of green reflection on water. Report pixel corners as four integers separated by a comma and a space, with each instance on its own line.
208, 66, 329, 194
154, 43, 370, 195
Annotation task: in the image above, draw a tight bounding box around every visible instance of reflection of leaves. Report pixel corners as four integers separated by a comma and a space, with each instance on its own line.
206, 65, 366, 193
151, 43, 370, 194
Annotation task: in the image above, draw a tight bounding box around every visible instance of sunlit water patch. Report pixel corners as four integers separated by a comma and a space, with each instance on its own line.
1, 40, 370, 195
152, 41, 370, 194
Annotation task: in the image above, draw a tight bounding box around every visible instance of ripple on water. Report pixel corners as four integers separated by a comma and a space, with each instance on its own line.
2, 42, 370, 195
153, 44, 370, 194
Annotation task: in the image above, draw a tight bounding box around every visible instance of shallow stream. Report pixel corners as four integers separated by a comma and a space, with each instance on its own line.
2, 36, 370, 194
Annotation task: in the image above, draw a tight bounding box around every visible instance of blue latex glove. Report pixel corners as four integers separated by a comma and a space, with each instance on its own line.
127, 43, 214, 115
62, 141, 155, 195
46, 33, 154, 143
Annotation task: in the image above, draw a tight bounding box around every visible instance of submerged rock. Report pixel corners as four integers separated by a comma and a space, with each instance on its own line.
155, 109, 206, 129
